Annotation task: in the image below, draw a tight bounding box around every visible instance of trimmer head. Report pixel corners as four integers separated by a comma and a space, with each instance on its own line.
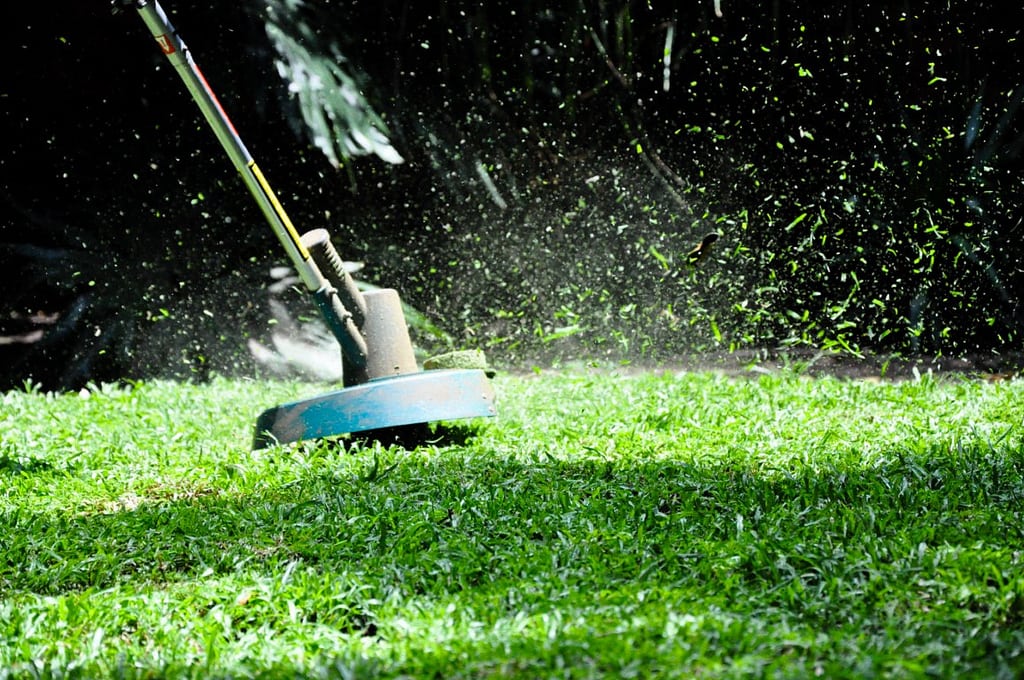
248, 281, 497, 449
252, 368, 496, 449
249, 277, 497, 449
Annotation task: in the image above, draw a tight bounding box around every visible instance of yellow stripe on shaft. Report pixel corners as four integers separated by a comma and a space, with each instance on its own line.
248, 161, 311, 261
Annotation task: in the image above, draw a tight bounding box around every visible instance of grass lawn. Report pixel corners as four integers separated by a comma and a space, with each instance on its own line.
1, 367, 1023, 678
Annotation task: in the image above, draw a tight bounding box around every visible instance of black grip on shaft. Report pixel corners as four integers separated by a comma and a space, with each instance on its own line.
313, 287, 368, 368
302, 229, 367, 328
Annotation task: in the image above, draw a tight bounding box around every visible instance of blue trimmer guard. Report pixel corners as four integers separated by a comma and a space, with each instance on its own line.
253, 369, 496, 448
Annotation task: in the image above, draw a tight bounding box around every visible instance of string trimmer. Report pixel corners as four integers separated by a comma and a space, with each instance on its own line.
117, 1, 496, 448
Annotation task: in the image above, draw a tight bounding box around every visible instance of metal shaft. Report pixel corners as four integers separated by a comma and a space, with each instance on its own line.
132, 0, 367, 367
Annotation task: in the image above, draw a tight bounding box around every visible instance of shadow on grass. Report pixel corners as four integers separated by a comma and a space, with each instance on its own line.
342, 421, 486, 451
2, 439, 1023, 676
0, 453, 57, 476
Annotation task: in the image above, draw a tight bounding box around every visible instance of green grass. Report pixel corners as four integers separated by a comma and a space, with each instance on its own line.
1, 368, 1023, 678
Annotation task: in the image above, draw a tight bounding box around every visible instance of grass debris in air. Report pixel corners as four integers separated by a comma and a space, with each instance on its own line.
1, 369, 1023, 678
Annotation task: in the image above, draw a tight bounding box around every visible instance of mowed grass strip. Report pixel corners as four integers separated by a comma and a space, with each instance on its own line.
1, 369, 1022, 678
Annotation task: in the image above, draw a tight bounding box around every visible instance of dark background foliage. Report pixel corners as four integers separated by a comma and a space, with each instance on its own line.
3, 0, 1022, 390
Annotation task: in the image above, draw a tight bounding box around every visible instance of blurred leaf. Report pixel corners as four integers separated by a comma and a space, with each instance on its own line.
264, 0, 402, 167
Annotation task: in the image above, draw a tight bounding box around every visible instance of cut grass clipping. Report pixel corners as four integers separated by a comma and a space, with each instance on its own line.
1, 369, 1023, 678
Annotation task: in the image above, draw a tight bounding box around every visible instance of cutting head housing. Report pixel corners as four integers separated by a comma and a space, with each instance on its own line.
253, 368, 497, 449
